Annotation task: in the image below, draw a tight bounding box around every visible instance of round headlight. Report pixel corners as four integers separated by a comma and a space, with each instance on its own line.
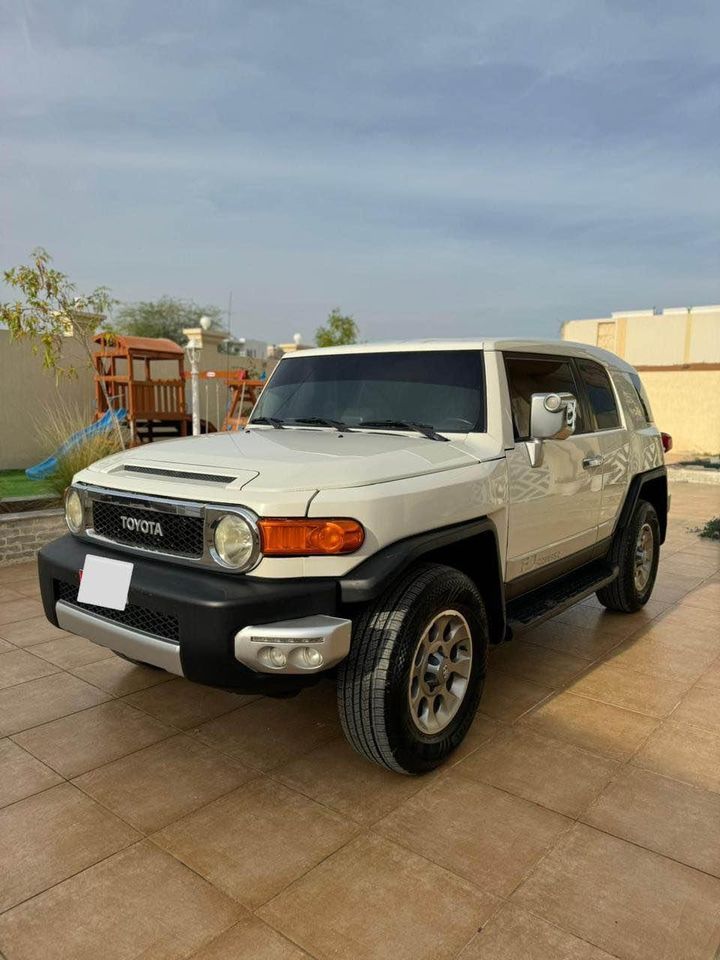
213, 513, 256, 569
64, 488, 84, 534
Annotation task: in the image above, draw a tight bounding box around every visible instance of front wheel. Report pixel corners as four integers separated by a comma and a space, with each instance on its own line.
337, 563, 488, 774
597, 500, 660, 612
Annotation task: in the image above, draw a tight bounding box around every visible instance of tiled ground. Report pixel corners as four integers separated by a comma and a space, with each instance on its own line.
0, 482, 719, 960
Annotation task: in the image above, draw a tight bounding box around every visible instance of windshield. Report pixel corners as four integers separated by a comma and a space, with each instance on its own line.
251, 350, 486, 432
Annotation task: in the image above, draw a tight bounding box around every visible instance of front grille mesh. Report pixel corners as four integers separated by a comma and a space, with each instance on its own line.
56, 580, 180, 643
92, 501, 204, 557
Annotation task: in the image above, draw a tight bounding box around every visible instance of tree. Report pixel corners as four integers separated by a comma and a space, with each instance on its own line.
315, 308, 359, 347
116, 297, 224, 344
1, 248, 124, 448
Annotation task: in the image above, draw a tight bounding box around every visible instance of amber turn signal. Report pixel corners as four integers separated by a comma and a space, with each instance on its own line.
258, 518, 365, 556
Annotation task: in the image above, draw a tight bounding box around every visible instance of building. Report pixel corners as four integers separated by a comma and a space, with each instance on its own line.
562, 305, 720, 454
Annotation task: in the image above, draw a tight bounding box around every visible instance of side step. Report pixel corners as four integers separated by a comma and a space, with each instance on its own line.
507, 560, 619, 635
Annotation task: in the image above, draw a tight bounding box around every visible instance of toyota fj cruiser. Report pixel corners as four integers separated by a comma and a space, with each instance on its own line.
38, 339, 668, 773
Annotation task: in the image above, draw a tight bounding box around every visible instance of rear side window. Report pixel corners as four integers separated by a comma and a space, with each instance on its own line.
576, 359, 620, 430
613, 371, 653, 428
504, 355, 585, 439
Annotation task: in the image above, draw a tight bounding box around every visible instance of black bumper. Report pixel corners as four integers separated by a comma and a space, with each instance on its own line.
38, 535, 340, 693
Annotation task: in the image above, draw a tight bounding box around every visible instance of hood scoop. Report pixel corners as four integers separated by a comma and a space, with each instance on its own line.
120, 465, 236, 485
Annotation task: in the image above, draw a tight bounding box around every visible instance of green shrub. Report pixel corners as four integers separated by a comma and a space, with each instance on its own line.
698, 517, 720, 540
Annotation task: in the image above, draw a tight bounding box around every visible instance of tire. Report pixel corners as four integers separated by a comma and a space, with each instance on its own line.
597, 499, 660, 613
337, 563, 489, 774
113, 651, 164, 670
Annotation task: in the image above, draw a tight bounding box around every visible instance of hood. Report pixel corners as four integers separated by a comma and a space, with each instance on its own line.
89, 427, 482, 492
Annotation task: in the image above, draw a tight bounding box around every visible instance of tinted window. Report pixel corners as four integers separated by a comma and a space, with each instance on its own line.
252, 351, 485, 432
504, 355, 585, 439
577, 359, 620, 430
613, 372, 652, 428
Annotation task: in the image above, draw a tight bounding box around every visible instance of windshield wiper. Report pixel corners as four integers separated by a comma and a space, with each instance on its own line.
249, 416, 286, 429
357, 419, 449, 442
289, 417, 353, 432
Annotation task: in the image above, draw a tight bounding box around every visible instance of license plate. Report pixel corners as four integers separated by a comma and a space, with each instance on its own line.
77, 555, 134, 611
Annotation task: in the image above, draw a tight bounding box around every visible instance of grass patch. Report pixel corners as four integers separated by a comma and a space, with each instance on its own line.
0, 470, 55, 500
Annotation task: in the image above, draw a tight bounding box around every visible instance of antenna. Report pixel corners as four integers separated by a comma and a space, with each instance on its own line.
227, 292, 233, 337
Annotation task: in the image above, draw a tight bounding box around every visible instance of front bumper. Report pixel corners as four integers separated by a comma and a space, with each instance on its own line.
39, 534, 346, 693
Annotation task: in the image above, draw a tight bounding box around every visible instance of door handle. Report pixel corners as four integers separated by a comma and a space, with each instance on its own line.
583, 455, 604, 469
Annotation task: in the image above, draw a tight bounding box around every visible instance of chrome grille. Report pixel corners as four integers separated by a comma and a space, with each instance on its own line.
56, 580, 180, 643
92, 501, 204, 557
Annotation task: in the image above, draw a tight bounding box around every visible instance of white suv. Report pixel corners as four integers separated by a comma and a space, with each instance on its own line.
39, 339, 668, 773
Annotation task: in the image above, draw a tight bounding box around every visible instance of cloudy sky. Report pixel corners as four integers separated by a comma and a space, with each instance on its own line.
1, 0, 718, 343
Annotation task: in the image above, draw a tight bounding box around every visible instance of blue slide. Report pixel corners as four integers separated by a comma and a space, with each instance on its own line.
25, 408, 127, 480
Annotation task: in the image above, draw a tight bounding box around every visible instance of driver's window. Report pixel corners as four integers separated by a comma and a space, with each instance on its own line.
505, 355, 584, 440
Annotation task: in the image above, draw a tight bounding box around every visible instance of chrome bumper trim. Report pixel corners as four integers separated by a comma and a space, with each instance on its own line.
55, 600, 183, 676
234, 615, 352, 674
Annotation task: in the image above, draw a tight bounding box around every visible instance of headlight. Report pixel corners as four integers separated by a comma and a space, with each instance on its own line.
64, 488, 84, 534
212, 513, 256, 569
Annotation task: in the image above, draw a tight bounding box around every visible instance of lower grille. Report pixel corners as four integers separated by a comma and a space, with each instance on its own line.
56, 580, 180, 643
91, 501, 204, 557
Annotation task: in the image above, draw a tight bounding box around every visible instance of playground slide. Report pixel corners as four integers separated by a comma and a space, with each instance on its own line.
25, 408, 127, 481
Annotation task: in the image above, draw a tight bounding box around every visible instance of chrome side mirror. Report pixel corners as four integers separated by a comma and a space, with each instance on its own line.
526, 392, 577, 467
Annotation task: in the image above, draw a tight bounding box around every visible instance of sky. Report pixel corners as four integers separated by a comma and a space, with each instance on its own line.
1, 0, 719, 345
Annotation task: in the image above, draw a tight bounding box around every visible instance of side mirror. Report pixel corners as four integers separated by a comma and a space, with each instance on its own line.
526, 392, 577, 467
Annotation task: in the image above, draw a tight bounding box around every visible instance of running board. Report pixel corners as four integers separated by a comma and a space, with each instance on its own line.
506, 560, 619, 635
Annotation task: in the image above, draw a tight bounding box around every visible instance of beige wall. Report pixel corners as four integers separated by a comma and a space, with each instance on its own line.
642, 370, 720, 454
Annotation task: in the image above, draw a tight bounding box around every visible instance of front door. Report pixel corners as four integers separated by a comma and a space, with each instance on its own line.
504, 353, 604, 583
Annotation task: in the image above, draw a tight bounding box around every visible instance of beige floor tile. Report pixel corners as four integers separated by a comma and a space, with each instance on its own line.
555, 604, 653, 638
0, 840, 242, 960
512, 823, 720, 960
0, 587, 24, 603
646, 604, 720, 638
451, 713, 502, 761
521, 691, 658, 761
479, 669, 553, 722
0, 598, 44, 626
0, 648, 59, 689
71, 654, 172, 695
671, 681, 720, 733
0, 636, 14, 652
0, 782, 139, 912
153, 777, 357, 908
523, 618, 624, 660
124, 676, 251, 729
488, 641, 590, 689
9, 578, 42, 600
677, 580, 720, 611
258, 833, 497, 960
633, 719, 720, 794
13, 700, 173, 777
609, 630, 719, 684
584, 766, 720, 877
568, 660, 692, 717
0, 561, 38, 583
75, 734, 255, 833
194, 691, 340, 771
0, 738, 62, 808
188, 916, 312, 960
0, 616, 69, 647
456, 727, 618, 817
28, 633, 114, 669
699, 657, 720, 691
375, 773, 570, 897
273, 736, 432, 825
0, 672, 110, 737
457, 902, 615, 960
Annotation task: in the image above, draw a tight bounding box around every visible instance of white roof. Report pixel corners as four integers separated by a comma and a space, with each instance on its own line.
287, 338, 636, 372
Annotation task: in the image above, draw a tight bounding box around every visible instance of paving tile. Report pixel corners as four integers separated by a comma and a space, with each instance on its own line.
0, 672, 110, 737
375, 773, 571, 897
568, 660, 692, 717
0, 782, 139, 912
521, 691, 658, 761
258, 833, 497, 960
153, 777, 357, 908
512, 823, 720, 960
0, 587, 24, 604
273, 736, 432, 825
0, 637, 13, 652
8, 578, 42, 600
670, 682, 720, 733
188, 916, 312, 960
0, 648, 59, 689
633, 719, 720, 794
194, 690, 340, 771
0, 561, 38, 583
684, 580, 720, 611
74, 734, 255, 833
555, 604, 653, 638
457, 902, 615, 960
124, 676, 251, 729
609, 630, 720, 684
451, 712, 502, 761
0, 616, 69, 647
71, 654, 172, 695
523, 618, 624, 660
0, 598, 44, 626
0, 738, 62, 808
488, 641, 589, 689
584, 766, 720, 877
0, 840, 242, 960
479, 669, 553, 722
28, 633, 114, 669
456, 726, 618, 817
13, 700, 173, 777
